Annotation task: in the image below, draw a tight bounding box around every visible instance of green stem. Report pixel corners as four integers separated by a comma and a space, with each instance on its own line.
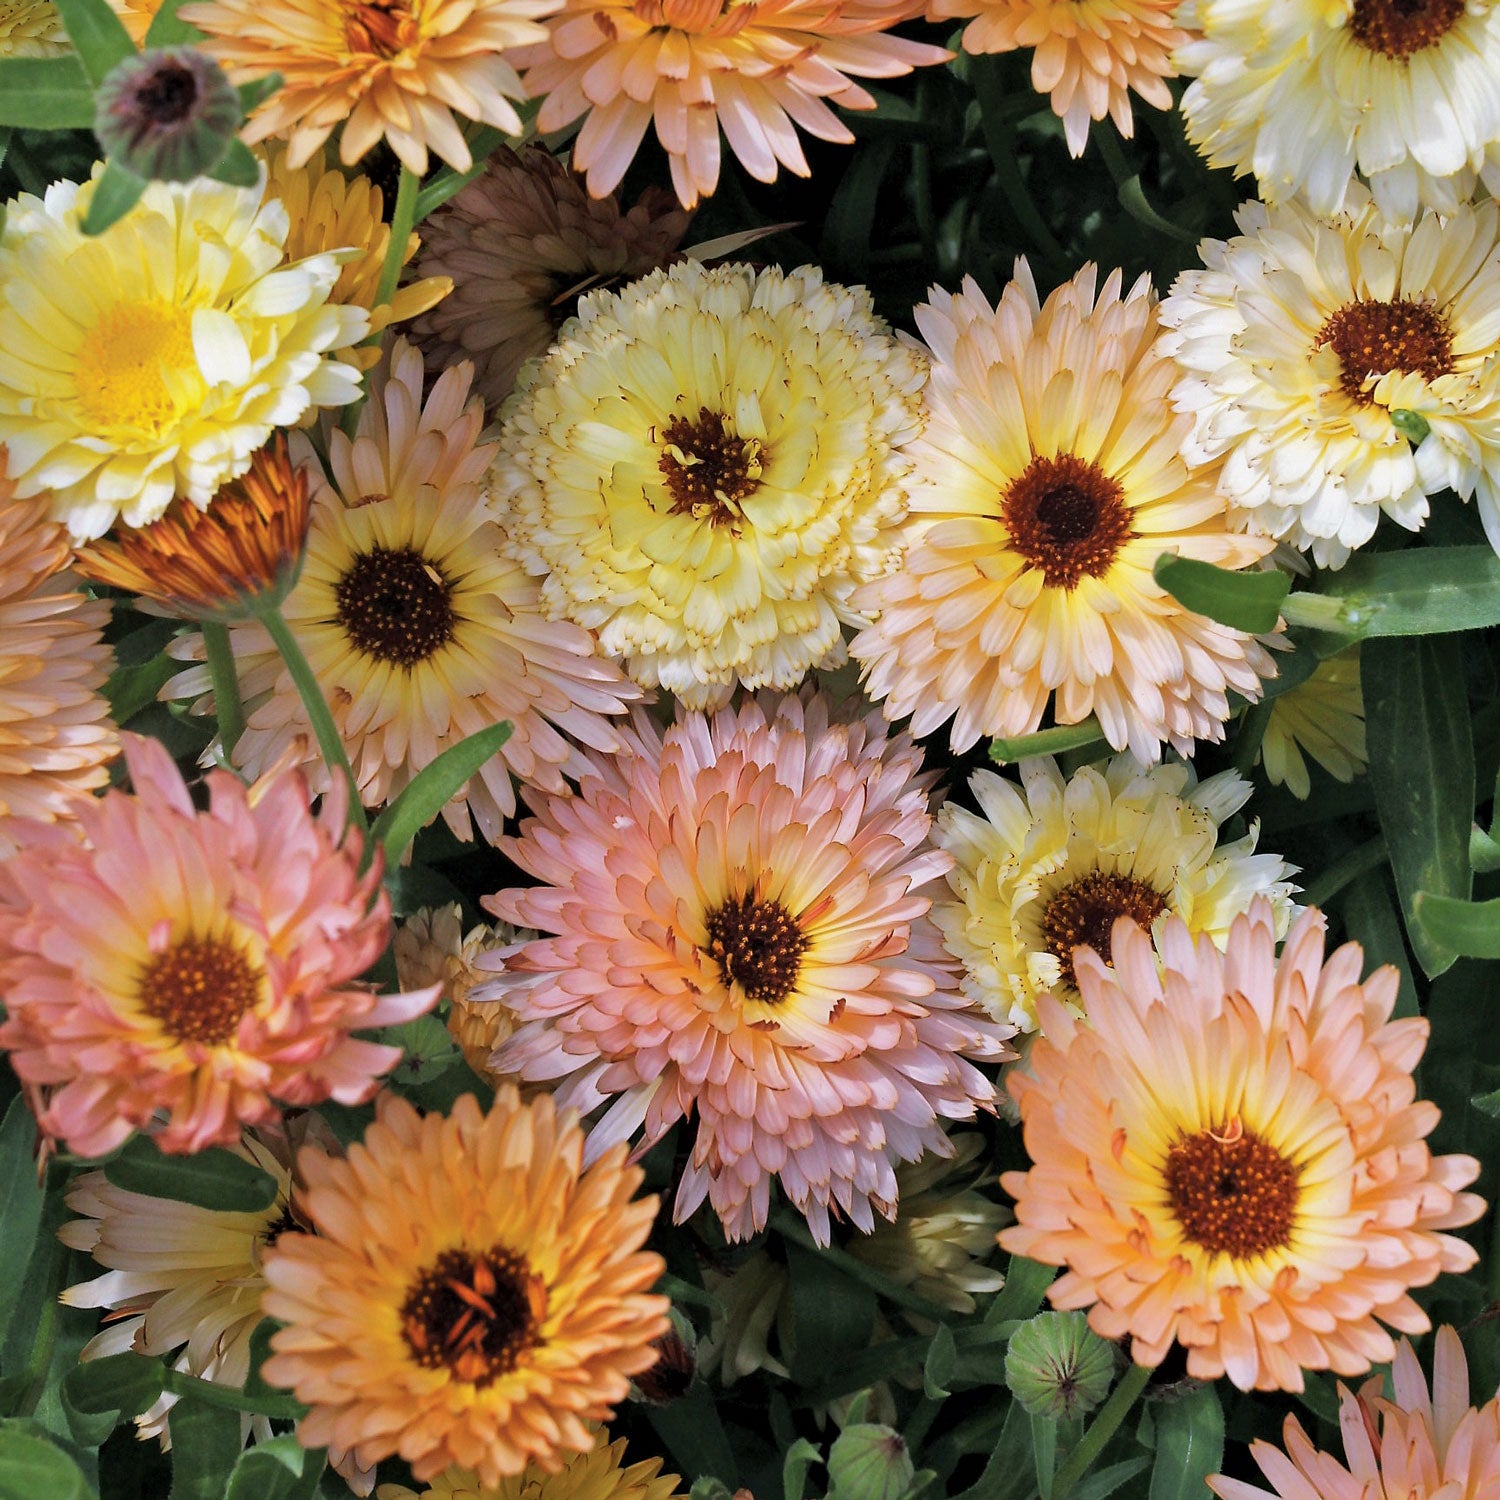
163, 1369, 306, 1422
1302, 836, 1387, 909
1232, 699, 1274, 777
969, 57, 1066, 269
375, 163, 420, 313
1049, 1361, 1151, 1500
202, 622, 245, 760
255, 602, 368, 836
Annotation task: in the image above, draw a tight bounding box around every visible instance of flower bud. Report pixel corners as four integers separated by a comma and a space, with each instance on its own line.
826, 1423, 915, 1500
94, 47, 242, 183
1005, 1311, 1116, 1421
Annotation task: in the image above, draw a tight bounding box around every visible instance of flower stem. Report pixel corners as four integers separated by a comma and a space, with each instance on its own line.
1049, 1360, 1151, 1500
255, 602, 368, 835
1302, 835, 1387, 909
375, 163, 420, 313
202, 621, 245, 760
163, 1368, 306, 1421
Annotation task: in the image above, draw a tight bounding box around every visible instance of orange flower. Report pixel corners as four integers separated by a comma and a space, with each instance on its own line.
1000, 900, 1485, 1392
260, 1090, 669, 1487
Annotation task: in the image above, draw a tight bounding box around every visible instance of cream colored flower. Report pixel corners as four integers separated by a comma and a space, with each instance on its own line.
0, 0, 68, 56
1260, 650, 1366, 799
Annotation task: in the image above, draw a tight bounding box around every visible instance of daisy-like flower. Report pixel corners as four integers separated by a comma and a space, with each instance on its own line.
1176, 0, 1500, 222
849, 265, 1278, 763
482, 692, 1013, 1244
411, 145, 690, 412
0, 0, 68, 56
166, 339, 638, 842
259, 1089, 669, 1487
1000, 899, 1486, 1392
180, 0, 558, 175
0, 733, 435, 1157
263, 143, 452, 374
932, 753, 1297, 1034
105, 0, 161, 43
492, 260, 927, 709
928, 0, 1186, 156
0, 168, 367, 543
1158, 192, 1500, 566
0, 456, 117, 857
1260, 650, 1366, 799
517, 0, 950, 209
375, 1434, 684, 1500
1209, 1325, 1500, 1500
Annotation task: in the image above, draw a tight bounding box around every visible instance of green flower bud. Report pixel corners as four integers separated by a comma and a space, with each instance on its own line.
826, 1423, 915, 1500
94, 47, 242, 184
1004, 1311, 1116, 1421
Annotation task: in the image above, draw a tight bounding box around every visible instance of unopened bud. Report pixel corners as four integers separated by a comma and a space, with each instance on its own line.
1005, 1311, 1116, 1421
826, 1424, 915, 1500
94, 47, 242, 183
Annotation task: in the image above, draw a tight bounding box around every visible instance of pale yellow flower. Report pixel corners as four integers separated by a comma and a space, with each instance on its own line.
0, 0, 68, 56
375, 1434, 684, 1500
1260, 650, 1366, 799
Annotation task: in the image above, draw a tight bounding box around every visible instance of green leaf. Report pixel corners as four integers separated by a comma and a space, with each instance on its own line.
207, 138, 261, 188
782, 1438, 823, 1500
990, 720, 1106, 765
0, 1102, 44, 1351
952, 1402, 1035, 1500
1067, 1458, 1152, 1500
986, 1256, 1056, 1325
1152, 555, 1290, 633
1471, 826, 1500, 874
1116, 175, 1197, 245
1411, 892, 1500, 960
923, 1323, 957, 1400
225, 1435, 305, 1500
243, 1319, 279, 1400
0, 58, 97, 128
61, 1353, 166, 1434
1340, 874, 1419, 1018
0, 1424, 89, 1500
1472, 1085, 1500, 1118
104, 651, 181, 728
1031, 1414, 1058, 1500
235, 72, 283, 113
53, 0, 136, 86
80, 159, 146, 236
786, 1241, 876, 1384
413, 125, 513, 222
647, 1383, 737, 1486
1289, 546, 1500, 638
1390, 408, 1431, 444
1364, 636, 1473, 976
1147, 1385, 1224, 1500
168, 1396, 241, 1500
371, 720, 512, 866
104, 1135, 279, 1213
142, 0, 205, 45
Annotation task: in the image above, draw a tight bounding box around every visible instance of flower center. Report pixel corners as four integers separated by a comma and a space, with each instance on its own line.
131, 58, 199, 125
1042, 871, 1169, 991
137, 934, 263, 1046
400, 1246, 545, 1386
1164, 1120, 1300, 1258
1315, 297, 1455, 406
342, 0, 417, 56
335, 545, 455, 666
1001, 454, 1134, 590
658, 407, 766, 525
705, 893, 808, 1003
74, 300, 204, 437
1347, 0, 1464, 58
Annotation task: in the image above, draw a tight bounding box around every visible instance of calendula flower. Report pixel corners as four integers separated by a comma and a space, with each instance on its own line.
1158, 192, 1500, 566
73, 435, 311, 621
483, 692, 1013, 1244
929, 0, 1186, 156
517, 0, 950, 209
411, 145, 690, 411
932, 754, 1297, 1034
1259, 650, 1366, 799
493, 260, 927, 709
1176, 0, 1500, 222
0, 456, 117, 857
0, 168, 367, 542
0, 0, 70, 56
166, 339, 638, 841
1001, 900, 1485, 1392
0, 733, 435, 1157
260, 1090, 669, 1488
698, 1253, 792, 1384
849, 265, 1277, 763
375, 1434, 684, 1500
1208, 1325, 1500, 1500
181, 0, 557, 175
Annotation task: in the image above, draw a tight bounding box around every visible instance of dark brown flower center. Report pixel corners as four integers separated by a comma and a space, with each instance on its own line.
1315, 297, 1455, 405
138, 935, 262, 1046
658, 408, 766, 525
343, 0, 416, 56
1347, 0, 1464, 58
131, 60, 199, 125
1002, 454, 1134, 590
1042, 871, 1169, 991
705, 894, 808, 1003
336, 545, 455, 666
1165, 1121, 1299, 1258
400, 1247, 544, 1386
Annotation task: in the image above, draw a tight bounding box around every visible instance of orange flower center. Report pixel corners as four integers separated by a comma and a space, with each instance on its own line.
342, 0, 418, 57
1314, 298, 1454, 406
74, 300, 205, 437
1347, 0, 1463, 58
658, 408, 766, 525
400, 1246, 546, 1386
705, 893, 808, 1003
336, 545, 455, 666
631, 0, 756, 35
1002, 453, 1134, 590
1165, 1122, 1300, 1258
1042, 871, 1168, 991
138, 935, 263, 1046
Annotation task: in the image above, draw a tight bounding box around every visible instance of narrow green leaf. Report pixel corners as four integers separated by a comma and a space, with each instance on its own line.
225, 1435, 305, 1500
81, 159, 146, 236
922, 1324, 956, 1400
986, 1255, 1056, 1324
243, 1319, 279, 1400
1340, 875, 1419, 1018
1067, 1458, 1152, 1500
1032, 1414, 1059, 1500
0, 1102, 44, 1351
1472, 1085, 1500, 1119
61, 1352, 166, 1431
236, 71, 283, 113
104, 1135, 279, 1213
0, 1424, 88, 1500
1364, 636, 1473, 976
53, 0, 136, 86
990, 720, 1105, 765
1411, 892, 1500, 960
1116, 176, 1197, 245
207, 138, 261, 188
1147, 1385, 1224, 1500
1471, 826, 1500, 874
142, 0, 205, 45
1152, 555, 1290, 633
413, 125, 513, 222
371, 720, 512, 866
1298, 545, 1500, 638
782, 1438, 822, 1500
104, 651, 181, 728
952, 1401, 1035, 1500
168, 1395, 241, 1500
647, 1382, 737, 1485
0, 58, 96, 128
786, 1241, 876, 1384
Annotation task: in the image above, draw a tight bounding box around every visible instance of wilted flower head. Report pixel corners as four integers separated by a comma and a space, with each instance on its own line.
93, 46, 243, 182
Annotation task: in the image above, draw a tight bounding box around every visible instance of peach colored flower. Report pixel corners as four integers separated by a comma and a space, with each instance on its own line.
482, 691, 1013, 1244
0, 734, 436, 1156
1000, 900, 1484, 1392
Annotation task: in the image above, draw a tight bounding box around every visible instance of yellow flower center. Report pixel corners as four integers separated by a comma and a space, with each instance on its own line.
401, 1246, 546, 1386
137, 933, 263, 1046
1348, 0, 1464, 58
1314, 297, 1455, 407
1164, 1119, 1300, 1259
1042, 871, 1168, 990
1002, 453, 1134, 591
705, 893, 808, 1002
75, 300, 204, 437
658, 407, 766, 526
